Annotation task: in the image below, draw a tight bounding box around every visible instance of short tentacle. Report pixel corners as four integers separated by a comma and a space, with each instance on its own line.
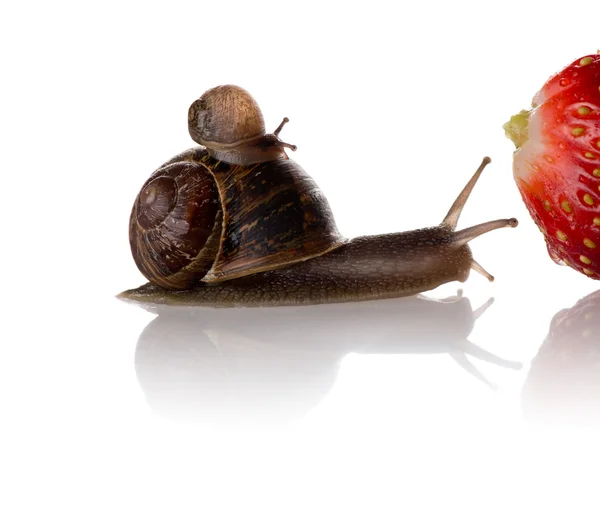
273, 117, 289, 136
471, 259, 495, 282
452, 218, 518, 283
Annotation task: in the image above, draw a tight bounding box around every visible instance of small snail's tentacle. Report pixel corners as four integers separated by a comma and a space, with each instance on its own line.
272, 118, 297, 152
273, 117, 289, 136
450, 218, 519, 248
470, 259, 494, 282
279, 140, 297, 152
442, 156, 491, 230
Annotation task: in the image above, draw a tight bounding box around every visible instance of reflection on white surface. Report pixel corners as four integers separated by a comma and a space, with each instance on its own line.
128, 286, 600, 431
130, 291, 523, 423
522, 289, 600, 426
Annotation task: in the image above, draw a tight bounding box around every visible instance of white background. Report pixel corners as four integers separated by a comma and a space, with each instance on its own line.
3, 1, 600, 514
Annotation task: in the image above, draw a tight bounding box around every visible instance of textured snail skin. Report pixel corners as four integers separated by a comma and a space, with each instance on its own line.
122, 208, 518, 308
120, 228, 475, 307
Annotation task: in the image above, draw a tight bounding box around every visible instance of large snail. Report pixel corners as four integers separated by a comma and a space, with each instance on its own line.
119, 85, 518, 307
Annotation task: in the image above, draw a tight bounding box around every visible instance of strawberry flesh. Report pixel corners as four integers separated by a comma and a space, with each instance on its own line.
504, 54, 600, 279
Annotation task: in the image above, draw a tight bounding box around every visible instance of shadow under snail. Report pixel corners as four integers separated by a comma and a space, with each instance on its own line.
119, 84, 519, 307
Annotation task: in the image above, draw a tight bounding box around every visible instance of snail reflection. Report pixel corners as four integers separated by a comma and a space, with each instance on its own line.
132, 291, 521, 423
522, 289, 600, 425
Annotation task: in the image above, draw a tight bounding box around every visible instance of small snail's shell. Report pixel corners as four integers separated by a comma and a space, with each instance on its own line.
188, 85, 265, 147
129, 147, 345, 289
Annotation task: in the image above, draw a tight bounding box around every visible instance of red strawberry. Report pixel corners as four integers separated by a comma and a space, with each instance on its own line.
504, 53, 600, 279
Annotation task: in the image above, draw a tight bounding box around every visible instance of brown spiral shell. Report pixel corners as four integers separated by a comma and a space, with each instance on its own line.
129, 147, 345, 289
188, 85, 265, 147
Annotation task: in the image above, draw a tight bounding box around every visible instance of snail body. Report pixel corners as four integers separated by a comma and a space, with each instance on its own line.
121, 85, 518, 307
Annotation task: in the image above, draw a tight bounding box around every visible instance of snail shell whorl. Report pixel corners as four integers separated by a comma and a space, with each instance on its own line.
129, 162, 222, 289
129, 147, 345, 289
188, 85, 265, 147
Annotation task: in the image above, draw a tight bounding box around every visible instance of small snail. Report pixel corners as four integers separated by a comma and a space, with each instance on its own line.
187, 84, 297, 165
120, 85, 518, 307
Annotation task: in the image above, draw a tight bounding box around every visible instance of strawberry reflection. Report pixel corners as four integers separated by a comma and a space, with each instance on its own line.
131, 291, 521, 423
522, 289, 600, 425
